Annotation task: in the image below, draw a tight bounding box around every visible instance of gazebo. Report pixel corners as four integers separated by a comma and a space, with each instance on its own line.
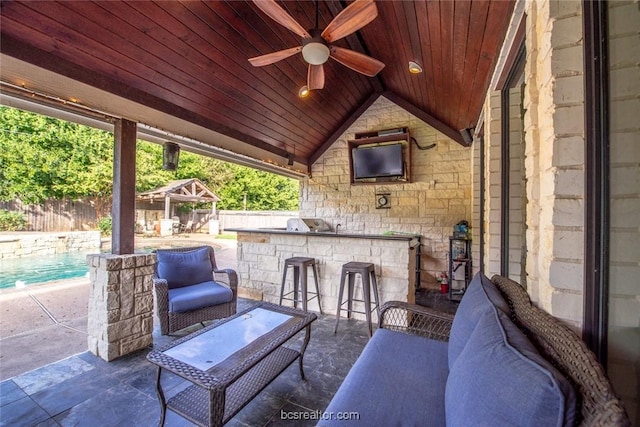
136, 178, 221, 236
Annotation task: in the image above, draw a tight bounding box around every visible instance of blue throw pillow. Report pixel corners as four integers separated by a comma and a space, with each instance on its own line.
445, 309, 577, 427
156, 247, 213, 289
448, 272, 510, 369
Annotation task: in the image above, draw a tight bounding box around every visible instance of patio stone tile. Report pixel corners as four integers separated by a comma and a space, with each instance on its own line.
32, 418, 61, 427
286, 369, 345, 412
0, 299, 381, 427
231, 385, 290, 427
52, 382, 158, 427
0, 325, 89, 381
13, 356, 94, 395
29, 362, 121, 416
260, 363, 308, 401
121, 362, 161, 398
163, 410, 199, 427
0, 379, 27, 406
0, 396, 49, 426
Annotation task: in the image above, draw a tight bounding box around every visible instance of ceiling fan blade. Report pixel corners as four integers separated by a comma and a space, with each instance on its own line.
249, 46, 302, 67
330, 46, 385, 77
308, 64, 325, 90
252, 0, 311, 39
321, 0, 378, 43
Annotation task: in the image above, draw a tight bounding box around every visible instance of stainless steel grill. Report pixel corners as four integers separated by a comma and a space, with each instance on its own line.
286, 218, 330, 233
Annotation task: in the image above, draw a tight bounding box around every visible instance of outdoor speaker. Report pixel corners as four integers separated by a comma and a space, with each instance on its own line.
460, 128, 474, 146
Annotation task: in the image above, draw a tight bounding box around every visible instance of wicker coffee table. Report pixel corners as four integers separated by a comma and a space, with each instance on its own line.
146, 302, 317, 427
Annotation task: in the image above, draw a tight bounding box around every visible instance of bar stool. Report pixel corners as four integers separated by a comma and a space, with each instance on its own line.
279, 257, 322, 313
334, 262, 380, 337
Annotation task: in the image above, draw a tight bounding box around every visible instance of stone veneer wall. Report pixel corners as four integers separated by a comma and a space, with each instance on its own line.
300, 96, 472, 288
607, 1, 640, 423
86, 253, 155, 361
526, 0, 586, 322
0, 231, 101, 259
483, 91, 503, 277
482, 0, 586, 324
481, 0, 639, 420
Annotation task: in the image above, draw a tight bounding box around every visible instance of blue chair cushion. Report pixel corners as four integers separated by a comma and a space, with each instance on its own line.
445, 309, 577, 427
321, 329, 449, 427
157, 247, 213, 289
168, 281, 233, 313
448, 271, 510, 369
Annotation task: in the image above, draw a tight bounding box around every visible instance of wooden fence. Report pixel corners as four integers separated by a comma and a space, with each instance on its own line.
1, 199, 298, 233
0, 198, 99, 232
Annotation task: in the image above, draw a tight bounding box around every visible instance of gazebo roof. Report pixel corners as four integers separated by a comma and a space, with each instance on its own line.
137, 178, 221, 204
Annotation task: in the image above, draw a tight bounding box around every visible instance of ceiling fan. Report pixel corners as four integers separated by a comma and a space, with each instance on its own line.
249, 0, 385, 91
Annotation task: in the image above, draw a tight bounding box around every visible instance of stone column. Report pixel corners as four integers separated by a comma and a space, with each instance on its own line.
87, 253, 156, 361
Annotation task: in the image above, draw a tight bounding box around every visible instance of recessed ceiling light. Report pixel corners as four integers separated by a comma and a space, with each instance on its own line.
298, 85, 310, 98
408, 61, 423, 74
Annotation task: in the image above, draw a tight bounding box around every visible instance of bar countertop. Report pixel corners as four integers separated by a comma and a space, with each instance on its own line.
226, 228, 420, 242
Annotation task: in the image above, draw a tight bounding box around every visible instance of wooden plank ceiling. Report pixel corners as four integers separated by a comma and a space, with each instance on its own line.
0, 0, 514, 170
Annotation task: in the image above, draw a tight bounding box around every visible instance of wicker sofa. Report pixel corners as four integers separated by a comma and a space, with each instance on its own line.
322, 273, 630, 426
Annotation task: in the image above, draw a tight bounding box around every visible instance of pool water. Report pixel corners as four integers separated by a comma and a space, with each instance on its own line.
0, 251, 95, 289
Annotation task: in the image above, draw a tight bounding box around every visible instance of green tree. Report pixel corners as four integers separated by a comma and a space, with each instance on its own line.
0, 106, 299, 213
1, 106, 114, 216
215, 167, 299, 210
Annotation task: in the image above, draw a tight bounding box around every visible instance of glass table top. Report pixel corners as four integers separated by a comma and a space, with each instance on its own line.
163, 307, 293, 371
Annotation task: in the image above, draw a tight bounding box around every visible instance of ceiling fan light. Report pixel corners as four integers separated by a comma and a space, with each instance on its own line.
408, 61, 423, 74
298, 85, 310, 98
302, 42, 330, 65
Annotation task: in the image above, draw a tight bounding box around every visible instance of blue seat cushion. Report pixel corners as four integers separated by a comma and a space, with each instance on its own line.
321, 329, 449, 427
157, 247, 213, 289
168, 281, 233, 313
445, 309, 577, 427
448, 271, 510, 369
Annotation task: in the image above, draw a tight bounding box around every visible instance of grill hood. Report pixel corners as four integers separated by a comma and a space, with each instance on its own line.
286, 218, 330, 233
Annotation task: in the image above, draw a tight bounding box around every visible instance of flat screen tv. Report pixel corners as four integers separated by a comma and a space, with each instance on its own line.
352, 143, 404, 179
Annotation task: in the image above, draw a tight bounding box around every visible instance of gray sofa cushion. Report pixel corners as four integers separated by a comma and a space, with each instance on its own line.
157, 247, 213, 289
448, 272, 510, 369
321, 328, 449, 427
445, 308, 577, 427
168, 281, 233, 313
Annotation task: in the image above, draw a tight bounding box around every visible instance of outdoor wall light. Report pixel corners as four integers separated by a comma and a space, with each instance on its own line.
162, 141, 181, 171
408, 61, 423, 74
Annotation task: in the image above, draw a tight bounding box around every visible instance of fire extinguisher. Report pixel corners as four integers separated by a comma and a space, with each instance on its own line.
438, 272, 449, 294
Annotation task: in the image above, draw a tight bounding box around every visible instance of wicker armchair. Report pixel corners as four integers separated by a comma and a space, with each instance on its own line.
153, 245, 237, 335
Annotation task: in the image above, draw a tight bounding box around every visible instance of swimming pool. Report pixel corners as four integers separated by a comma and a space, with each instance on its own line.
0, 251, 94, 289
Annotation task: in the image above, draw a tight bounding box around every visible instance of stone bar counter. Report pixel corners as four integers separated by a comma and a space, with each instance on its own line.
227, 228, 420, 319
